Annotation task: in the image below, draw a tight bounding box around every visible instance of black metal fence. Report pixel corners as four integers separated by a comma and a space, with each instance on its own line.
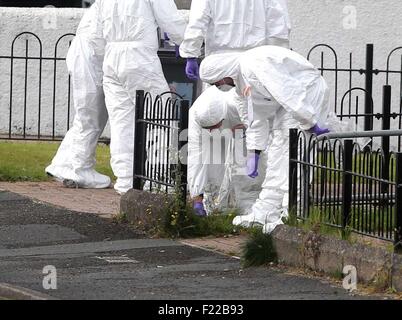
289, 129, 402, 251
307, 44, 402, 152
0, 32, 78, 141
288, 43, 402, 249
1, 34, 401, 147
132, 90, 189, 201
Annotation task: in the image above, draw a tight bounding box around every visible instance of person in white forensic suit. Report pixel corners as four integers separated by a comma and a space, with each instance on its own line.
199, 45, 347, 233
97, 0, 187, 194
180, 0, 291, 214
188, 85, 266, 216
46, 1, 111, 189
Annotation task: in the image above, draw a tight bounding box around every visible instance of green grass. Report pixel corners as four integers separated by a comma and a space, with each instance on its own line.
241, 228, 278, 268
284, 208, 352, 241
286, 203, 396, 242
308, 151, 396, 185
190, 210, 240, 237
0, 141, 114, 182
158, 199, 241, 239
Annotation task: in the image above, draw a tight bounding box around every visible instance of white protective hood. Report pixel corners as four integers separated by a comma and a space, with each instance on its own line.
199, 52, 241, 84
193, 86, 230, 128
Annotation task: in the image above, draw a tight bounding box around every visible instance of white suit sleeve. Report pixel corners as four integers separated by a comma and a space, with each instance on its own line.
227, 89, 248, 126
149, 0, 187, 45
179, 0, 211, 58
266, 0, 291, 46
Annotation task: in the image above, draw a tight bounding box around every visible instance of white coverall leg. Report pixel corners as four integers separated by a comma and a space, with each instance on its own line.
99, 0, 186, 194
234, 108, 299, 231
46, 2, 111, 189
103, 48, 171, 193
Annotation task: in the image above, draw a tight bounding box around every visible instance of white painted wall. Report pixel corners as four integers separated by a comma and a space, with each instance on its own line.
0, 1, 401, 140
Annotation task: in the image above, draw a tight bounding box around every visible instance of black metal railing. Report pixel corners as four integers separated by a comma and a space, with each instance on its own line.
307, 43, 402, 152
132, 90, 189, 201
0, 32, 83, 141
1, 34, 401, 148
289, 128, 402, 251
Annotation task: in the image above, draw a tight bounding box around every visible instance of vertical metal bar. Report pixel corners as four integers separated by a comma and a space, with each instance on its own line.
364, 44, 374, 132
145, 96, 152, 191
399, 55, 402, 152
9, 43, 14, 139
381, 85, 391, 194
23, 39, 29, 138
394, 153, 402, 252
289, 129, 299, 217
178, 100, 189, 203
352, 147, 358, 230
342, 140, 354, 235
356, 151, 362, 232
349, 52, 353, 117
163, 99, 170, 189
320, 51, 324, 76
52, 50, 57, 140
388, 156, 395, 240
66, 40, 72, 135
337, 142, 342, 224
37, 47, 43, 139
67, 74, 71, 132
133, 90, 146, 190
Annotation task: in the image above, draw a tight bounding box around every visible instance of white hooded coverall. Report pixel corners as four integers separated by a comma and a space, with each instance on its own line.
188, 86, 266, 214
98, 0, 187, 194
200, 45, 341, 233
46, 1, 110, 189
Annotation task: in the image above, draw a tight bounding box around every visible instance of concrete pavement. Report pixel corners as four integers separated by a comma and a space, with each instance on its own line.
0, 181, 120, 219
0, 189, 369, 300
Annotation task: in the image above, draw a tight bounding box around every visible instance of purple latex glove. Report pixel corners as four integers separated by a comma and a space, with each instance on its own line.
194, 202, 207, 217
308, 124, 330, 136
185, 58, 200, 81
246, 153, 260, 179
164, 32, 170, 41
175, 45, 180, 59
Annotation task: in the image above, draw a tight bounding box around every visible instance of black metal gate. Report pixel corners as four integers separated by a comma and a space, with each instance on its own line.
132, 90, 189, 201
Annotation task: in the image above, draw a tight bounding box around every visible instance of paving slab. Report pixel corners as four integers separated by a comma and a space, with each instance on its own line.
0, 181, 120, 218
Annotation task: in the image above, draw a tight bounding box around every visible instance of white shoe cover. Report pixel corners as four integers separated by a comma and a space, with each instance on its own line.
63, 168, 111, 189
232, 213, 265, 228
45, 164, 73, 183
114, 178, 132, 195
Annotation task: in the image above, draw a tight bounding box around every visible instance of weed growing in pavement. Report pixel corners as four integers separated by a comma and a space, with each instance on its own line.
241, 228, 278, 268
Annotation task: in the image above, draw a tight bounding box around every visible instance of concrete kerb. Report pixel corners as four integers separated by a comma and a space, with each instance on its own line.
271, 225, 402, 292
120, 189, 174, 232
0, 283, 56, 300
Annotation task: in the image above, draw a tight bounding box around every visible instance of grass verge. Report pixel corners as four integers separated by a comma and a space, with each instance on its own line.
0, 141, 113, 182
